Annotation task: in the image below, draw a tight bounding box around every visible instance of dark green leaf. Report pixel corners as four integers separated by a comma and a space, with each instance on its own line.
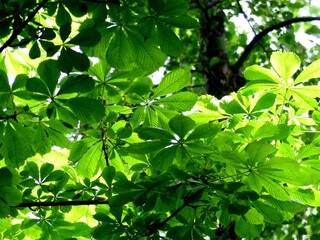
186, 122, 220, 141
0, 70, 10, 92
56, 4, 72, 27
127, 141, 171, 154
29, 41, 41, 59
136, 127, 174, 140
38, 60, 60, 96
102, 166, 116, 188
68, 28, 101, 47
0, 186, 22, 206
58, 75, 95, 94
68, 97, 105, 124
150, 146, 177, 172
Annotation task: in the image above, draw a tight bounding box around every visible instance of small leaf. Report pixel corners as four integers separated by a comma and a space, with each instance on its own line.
68, 28, 101, 47
0, 168, 13, 186
153, 68, 191, 98
169, 115, 195, 139
270, 51, 300, 83
56, 4, 72, 27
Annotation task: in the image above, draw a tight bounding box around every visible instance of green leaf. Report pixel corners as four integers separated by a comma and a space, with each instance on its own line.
106, 29, 133, 69
253, 201, 283, 224
40, 163, 54, 179
220, 99, 246, 114
68, 97, 105, 124
33, 124, 52, 155
101, 166, 116, 188
186, 122, 220, 141
296, 144, 320, 160
153, 68, 191, 98
0, 186, 22, 206
294, 58, 320, 84
270, 51, 300, 83
244, 65, 282, 84
251, 93, 276, 112
126, 141, 171, 154
56, 3, 72, 27
136, 127, 174, 140
0, 70, 10, 92
26, 77, 50, 96
128, 31, 166, 72
0, 168, 13, 186
255, 173, 290, 201
76, 141, 103, 178
59, 23, 71, 42
246, 141, 276, 164
155, 92, 197, 111
58, 47, 90, 72
150, 146, 177, 172
29, 41, 41, 59
68, 28, 101, 47
0, 201, 10, 218
158, 0, 189, 16
169, 115, 195, 139
244, 208, 264, 225
235, 218, 262, 238
58, 75, 95, 94
38, 60, 60, 96
156, 20, 183, 57
1, 122, 33, 167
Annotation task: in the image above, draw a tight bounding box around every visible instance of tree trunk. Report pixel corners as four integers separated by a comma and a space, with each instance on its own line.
197, 0, 246, 99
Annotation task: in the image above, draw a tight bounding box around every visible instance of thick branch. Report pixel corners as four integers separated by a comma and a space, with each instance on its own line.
233, 16, 320, 72
0, 0, 48, 53
14, 199, 109, 208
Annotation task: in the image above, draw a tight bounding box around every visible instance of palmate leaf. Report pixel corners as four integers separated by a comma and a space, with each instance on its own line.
270, 51, 300, 84
126, 141, 171, 154
186, 122, 220, 141
252, 201, 284, 224
152, 68, 191, 98
58, 75, 95, 95
76, 141, 103, 178
160, 15, 199, 29
251, 93, 276, 112
0, 186, 22, 206
154, 92, 197, 111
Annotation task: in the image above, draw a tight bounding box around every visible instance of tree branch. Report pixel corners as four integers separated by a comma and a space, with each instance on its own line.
14, 199, 110, 208
0, 0, 49, 53
233, 16, 320, 72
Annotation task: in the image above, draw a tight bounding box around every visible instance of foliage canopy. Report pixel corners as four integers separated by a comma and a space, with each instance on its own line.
1, 0, 320, 239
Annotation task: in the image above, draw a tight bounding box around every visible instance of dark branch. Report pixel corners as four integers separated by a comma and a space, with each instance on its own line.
0, 0, 48, 53
233, 16, 320, 72
101, 127, 109, 166
14, 199, 110, 208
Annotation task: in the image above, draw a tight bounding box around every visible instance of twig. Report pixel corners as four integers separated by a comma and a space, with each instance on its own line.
101, 127, 109, 166
233, 16, 320, 72
236, 0, 270, 59
0, 0, 49, 53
